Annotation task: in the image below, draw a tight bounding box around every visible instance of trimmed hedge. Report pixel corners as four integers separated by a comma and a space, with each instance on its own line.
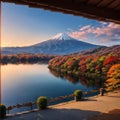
37, 96, 47, 110
74, 90, 83, 101
0, 104, 6, 119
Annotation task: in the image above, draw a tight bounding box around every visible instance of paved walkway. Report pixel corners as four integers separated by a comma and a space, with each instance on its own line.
5, 91, 120, 120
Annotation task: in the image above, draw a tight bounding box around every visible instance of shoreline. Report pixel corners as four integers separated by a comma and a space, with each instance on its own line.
6, 89, 99, 116
5, 90, 120, 120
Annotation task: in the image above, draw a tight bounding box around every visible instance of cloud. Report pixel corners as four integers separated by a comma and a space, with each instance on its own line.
70, 31, 88, 40
99, 21, 108, 25
69, 22, 120, 46
79, 25, 91, 31
100, 38, 119, 42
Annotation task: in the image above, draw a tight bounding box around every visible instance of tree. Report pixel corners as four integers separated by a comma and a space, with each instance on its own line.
103, 56, 119, 66
105, 64, 120, 90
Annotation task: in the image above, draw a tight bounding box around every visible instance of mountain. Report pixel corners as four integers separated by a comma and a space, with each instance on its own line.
2, 33, 101, 55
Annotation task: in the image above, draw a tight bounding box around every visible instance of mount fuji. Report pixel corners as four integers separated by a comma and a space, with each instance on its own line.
2, 33, 101, 55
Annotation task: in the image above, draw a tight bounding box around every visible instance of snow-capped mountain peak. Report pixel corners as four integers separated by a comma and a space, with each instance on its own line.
51, 33, 73, 40
2, 32, 101, 55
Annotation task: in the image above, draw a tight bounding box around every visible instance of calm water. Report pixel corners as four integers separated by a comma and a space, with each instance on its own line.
1, 64, 95, 112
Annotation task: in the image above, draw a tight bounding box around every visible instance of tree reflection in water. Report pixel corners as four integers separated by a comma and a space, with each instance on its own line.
49, 69, 103, 88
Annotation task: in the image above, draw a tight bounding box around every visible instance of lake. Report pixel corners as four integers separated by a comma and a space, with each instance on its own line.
1, 64, 97, 113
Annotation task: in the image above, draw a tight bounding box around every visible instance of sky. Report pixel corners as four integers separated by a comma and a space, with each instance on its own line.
1, 2, 120, 47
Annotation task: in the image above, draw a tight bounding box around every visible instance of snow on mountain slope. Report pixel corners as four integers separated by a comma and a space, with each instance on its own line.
50, 33, 74, 40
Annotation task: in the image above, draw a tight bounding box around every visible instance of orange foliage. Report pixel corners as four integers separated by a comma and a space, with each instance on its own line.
105, 64, 120, 90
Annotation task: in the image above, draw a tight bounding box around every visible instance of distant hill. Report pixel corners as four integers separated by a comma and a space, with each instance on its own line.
2, 33, 101, 55
74, 45, 120, 56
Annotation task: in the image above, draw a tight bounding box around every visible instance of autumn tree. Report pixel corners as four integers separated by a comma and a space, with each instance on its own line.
103, 56, 119, 66
105, 64, 120, 90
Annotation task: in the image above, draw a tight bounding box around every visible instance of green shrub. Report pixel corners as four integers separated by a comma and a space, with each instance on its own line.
37, 96, 47, 110
74, 90, 83, 101
0, 104, 6, 118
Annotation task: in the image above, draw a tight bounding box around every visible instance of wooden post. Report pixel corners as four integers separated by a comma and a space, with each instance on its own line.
100, 88, 104, 96
30, 104, 33, 110
7, 109, 9, 114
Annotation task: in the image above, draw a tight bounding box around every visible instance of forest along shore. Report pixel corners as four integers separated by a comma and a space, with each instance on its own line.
5, 90, 120, 120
